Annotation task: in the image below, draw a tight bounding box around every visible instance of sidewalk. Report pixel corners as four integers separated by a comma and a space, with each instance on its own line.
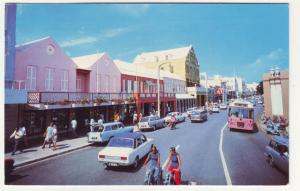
5, 136, 92, 168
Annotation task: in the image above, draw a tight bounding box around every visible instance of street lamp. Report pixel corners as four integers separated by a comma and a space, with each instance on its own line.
157, 62, 171, 117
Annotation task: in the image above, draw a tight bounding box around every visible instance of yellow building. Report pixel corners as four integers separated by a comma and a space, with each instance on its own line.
133, 45, 200, 87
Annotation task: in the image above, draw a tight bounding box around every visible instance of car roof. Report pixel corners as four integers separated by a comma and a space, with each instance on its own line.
114, 132, 143, 139
272, 136, 289, 146
103, 122, 123, 126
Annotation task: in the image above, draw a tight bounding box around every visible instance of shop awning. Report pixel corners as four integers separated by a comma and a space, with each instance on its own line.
175, 94, 196, 100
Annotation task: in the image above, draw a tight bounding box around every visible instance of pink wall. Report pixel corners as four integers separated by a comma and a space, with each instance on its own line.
15, 37, 77, 92
89, 54, 121, 93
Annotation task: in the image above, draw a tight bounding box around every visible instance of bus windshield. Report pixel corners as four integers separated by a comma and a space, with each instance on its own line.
229, 107, 253, 119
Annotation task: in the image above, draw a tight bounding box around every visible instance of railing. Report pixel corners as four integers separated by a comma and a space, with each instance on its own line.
28, 92, 135, 104
27, 92, 176, 104
5, 80, 25, 90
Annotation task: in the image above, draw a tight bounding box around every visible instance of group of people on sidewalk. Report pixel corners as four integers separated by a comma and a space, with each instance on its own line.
41, 121, 58, 150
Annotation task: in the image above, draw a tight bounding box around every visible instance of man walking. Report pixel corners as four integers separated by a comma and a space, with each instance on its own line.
70, 118, 78, 138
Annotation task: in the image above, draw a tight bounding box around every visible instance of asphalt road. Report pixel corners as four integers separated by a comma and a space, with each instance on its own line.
7, 105, 288, 185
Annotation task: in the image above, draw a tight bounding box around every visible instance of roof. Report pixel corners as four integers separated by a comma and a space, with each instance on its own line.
15, 36, 52, 49
114, 132, 144, 139
114, 60, 183, 80
229, 99, 253, 108
72, 53, 105, 70
134, 45, 192, 63
272, 136, 289, 146
114, 59, 162, 79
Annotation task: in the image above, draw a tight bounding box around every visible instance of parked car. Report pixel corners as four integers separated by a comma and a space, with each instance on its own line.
190, 110, 208, 122
187, 107, 198, 117
138, 116, 165, 131
212, 106, 220, 113
164, 112, 185, 123
258, 100, 263, 104
264, 136, 289, 174
98, 132, 153, 169
88, 122, 133, 143
219, 103, 227, 110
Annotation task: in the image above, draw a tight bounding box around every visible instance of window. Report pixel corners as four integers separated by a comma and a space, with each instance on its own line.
131, 80, 134, 92
127, 80, 132, 93
76, 79, 81, 91
105, 75, 109, 93
26, 66, 37, 90
61, 70, 68, 91
96, 74, 101, 92
122, 79, 126, 92
45, 68, 54, 91
139, 81, 143, 93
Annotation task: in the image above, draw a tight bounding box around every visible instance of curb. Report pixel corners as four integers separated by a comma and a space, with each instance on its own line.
14, 143, 92, 168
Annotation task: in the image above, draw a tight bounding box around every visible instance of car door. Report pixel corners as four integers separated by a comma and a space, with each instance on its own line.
138, 135, 150, 157
155, 116, 162, 127
276, 144, 289, 173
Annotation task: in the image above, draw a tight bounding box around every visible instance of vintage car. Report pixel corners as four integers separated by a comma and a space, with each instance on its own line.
264, 136, 289, 174
187, 107, 198, 117
190, 110, 208, 122
164, 112, 185, 123
88, 122, 133, 143
98, 132, 153, 169
138, 115, 166, 131
219, 103, 227, 110
212, 106, 220, 113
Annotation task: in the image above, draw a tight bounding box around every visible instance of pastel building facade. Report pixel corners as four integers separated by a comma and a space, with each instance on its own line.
15, 37, 77, 92
73, 53, 121, 93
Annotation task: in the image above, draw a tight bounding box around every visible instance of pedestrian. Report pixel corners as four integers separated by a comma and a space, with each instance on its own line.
52, 123, 58, 150
98, 116, 104, 128
139, 112, 143, 122
90, 117, 95, 132
70, 117, 78, 138
42, 122, 54, 149
19, 121, 28, 148
10, 126, 24, 155
133, 111, 138, 125
114, 112, 120, 122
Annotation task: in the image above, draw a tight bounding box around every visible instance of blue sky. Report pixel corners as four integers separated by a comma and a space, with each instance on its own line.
15, 3, 288, 83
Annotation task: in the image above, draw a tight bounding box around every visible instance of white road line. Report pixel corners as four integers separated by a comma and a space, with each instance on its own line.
219, 122, 232, 185
162, 145, 180, 170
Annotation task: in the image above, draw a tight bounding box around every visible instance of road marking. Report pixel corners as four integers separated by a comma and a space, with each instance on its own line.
219, 122, 232, 185
162, 145, 180, 170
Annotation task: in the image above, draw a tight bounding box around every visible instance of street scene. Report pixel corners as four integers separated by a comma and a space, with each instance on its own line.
4, 3, 289, 186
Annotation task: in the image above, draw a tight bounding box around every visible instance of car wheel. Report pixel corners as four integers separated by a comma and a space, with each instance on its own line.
132, 156, 139, 169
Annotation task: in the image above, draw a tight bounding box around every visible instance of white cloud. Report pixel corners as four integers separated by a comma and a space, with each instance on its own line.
249, 48, 286, 68
102, 27, 131, 38
112, 4, 150, 17
60, 36, 98, 47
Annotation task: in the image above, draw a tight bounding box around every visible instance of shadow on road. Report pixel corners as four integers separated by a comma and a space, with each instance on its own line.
5, 173, 28, 184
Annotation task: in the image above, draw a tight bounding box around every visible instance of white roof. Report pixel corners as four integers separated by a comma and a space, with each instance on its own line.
229, 99, 253, 108
15, 36, 52, 48
72, 53, 105, 70
134, 45, 192, 63
114, 60, 183, 81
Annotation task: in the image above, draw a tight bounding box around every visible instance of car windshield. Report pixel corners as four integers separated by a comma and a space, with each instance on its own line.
108, 137, 134, 148
229, 107, 253, 119
140, 117, 149, 122
192, 111, 200, 115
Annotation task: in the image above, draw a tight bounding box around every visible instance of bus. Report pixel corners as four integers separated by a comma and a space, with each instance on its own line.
228, 99, 255, 132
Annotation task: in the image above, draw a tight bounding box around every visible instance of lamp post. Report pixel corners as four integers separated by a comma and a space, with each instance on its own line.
157, 62, 170, 118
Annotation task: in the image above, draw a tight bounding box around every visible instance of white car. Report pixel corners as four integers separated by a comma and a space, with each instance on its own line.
138, 116, 165, 131
187, 107, 198, 117
88, 122, 133, 143
98, 132, 153, 169
164, 112, 185, 123
212, 106, 220, 113
219, 103, 227, 110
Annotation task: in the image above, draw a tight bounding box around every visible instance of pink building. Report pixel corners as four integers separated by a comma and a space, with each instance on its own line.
15, 36, 77, 92
72, 53, 121, 93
